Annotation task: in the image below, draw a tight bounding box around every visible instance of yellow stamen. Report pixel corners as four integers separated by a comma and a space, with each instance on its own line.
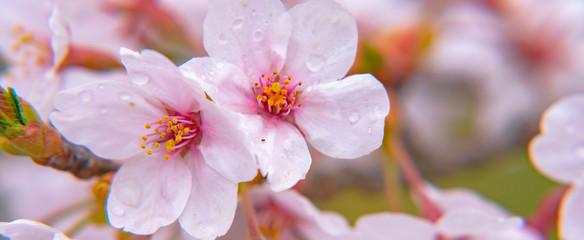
140, 144, 146, 149
184, 128, 190, 133
164, 155, 170, 160
160, 132, 166, 137
257, 95, 263, 101
146, 150, 153, 155
284, 80, 290, 85
178, 125, 184, 130
254, 82, 259, 86
162, 116, 169, 121
273, 71, 278, 74
141, 136, 147, 141
167, 122, 172, 127
157, 119, 162, 124
298, 103, 302, 107
287, 76, 292, 80
154, 128, 159, 133
271, 83, 281, 93
176, 135, 182, 142
145, 123, 151, 129
298, 81, 302, 86
261, 74, 265, 77
172, 118, 178, 124
154, 142, 160, 148
20, 33, 34, 43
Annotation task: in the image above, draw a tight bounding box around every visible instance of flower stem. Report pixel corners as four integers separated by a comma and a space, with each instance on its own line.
382, 143, 403, 212
241, 183, 266, 240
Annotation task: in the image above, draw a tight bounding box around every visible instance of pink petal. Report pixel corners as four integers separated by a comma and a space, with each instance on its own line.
180, 57, 258, 114
107, 155, 192, 234
352, 213, 437, 240
199, 101, 257, 183
295, 74, 389, 159
437, 209, 526, 239
49, 6, 69, 72
203, 0, 291, 78
120, 48, 206, 114
0, 219, 70, 240
242, 115, 311, 191
282, 0, 358, 86
178, 151, 238, 240
423, 184, 510, 218
560, 182, 584, 239
530, 95, 584, 183
50, 80, 164, 160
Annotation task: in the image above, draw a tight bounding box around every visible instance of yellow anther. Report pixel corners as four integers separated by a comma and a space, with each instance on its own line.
288, 76, 292, 80
298, 103, 302, 107
145, 123, 151, 129
261, 74, 265, 77
273, 71, 278, 74
166, 128, 171, 133
292, 90, 297, 95
257, 95, 263, 101
288, 105, 293, 109
271, 83, 281, 93
146, 150, 153, 155
184, 128, 190, 133
154, 128, 159, 133
262, 96, 267, 102
20, 33, 34, 43
172, 118, 178, 124
12, 24, 23, 34
178, 125, 184, 130
166, 146, 172, 152
284, 80, 290, 85
291, 97, 296, 101
140, 144, 146, 149
165, 139, 175, 148
281, 89, 287, 95
160, 132, 166, 137
267, 77, 271, 81
298, 81, 303, 86
164, 155, 170, 160
162, 116, 169, 121
176, 135, 182, 142
172, 126, 178, 132
157, 119, 162, 124
167, 122, 172, 127
154, 142, 160, 148
178, 131, 184, 136
254, 82, 259, 86
141, 136, 148, 141
268, 99, 274, 106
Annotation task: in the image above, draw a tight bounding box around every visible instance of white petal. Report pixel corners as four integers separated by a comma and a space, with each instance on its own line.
0, 219, 70, 240
203, 0, 291, 78
560, 182, 584, 239
282, 0, 358, 85
107, 155, 192, 234
437, 209, 526, 239
199, 102, 257, 183
423, 184, 510, 218
120, 48, 206, 114
295, 74, 389, 159
49, 6, 70, 72
178, 151, 238, 240
180, 57, 259, 114
241, 115, 311, 191
529, 94, 584, 183
50, 80, 164, 160
352, 213, 437, 240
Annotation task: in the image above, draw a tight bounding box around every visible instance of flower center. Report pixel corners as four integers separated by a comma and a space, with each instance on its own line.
140, 113, 201, 160
4, 24, 52, 80
253, 71, 302, 117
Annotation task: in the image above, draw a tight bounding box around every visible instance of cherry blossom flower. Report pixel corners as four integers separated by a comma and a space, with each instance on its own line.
182, 0, 390, 191
50, 48, 257, 239
0, 219, 70, 240
529, 94, 584, 239
220, 185, 351, 240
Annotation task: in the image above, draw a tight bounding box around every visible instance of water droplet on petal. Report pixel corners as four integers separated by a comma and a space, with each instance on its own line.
367, 128, 372, 134
111, 207, 125, 217
216, 62, 225, 69
98, 84, 105, 89
253, 30, 264, 41
117, 92, 132, 101
251, 9, 257, 15
305, 54, 327, 72
131, 73, 150, 86
348, 112, 359, 124
115, 179, 142, 207
575, 145, 584, 159
218, 33, 227, 44
99, 106, 108, 114
79, 90, 92, 102
232, 17, 244, 28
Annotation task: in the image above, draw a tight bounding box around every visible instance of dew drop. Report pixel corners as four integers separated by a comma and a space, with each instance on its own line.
111, 207, 125, 217
99, 106, 108, 114
251, 9, 257, 15
218, 33, 228, 44
575, 145, 584, 159
367, 128, 372, 134
253, 30, 264, 41
305, 54, 327, 72
216, 62, 225, 69
117, 92, 131, 101
131, 73, 150, 86
78, 90, 92, 102
232, 17, 244, 28
348, 112, 360, 124
115, 179, 142, 207
98, 84, 105, 89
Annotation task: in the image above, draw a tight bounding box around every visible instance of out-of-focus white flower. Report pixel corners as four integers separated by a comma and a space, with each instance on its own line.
50, 48, 257, 239
347, 213, 437, 240
182, 0, 390, 191
529, 94, 584, 239
221, 185, 351, 240
0, 219, 70, 240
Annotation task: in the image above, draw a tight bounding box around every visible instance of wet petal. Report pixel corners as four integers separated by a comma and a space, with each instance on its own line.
0, 219, 70, 240
295, 74, 389, 159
